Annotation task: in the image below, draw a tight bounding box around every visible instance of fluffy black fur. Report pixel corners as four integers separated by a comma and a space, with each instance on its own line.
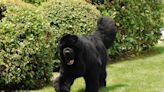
53, 16, 117, 92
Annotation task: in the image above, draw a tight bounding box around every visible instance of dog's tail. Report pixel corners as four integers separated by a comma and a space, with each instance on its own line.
93, 16, 117, 49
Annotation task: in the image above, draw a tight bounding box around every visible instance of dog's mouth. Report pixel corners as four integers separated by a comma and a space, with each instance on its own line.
67, 59, 74, 65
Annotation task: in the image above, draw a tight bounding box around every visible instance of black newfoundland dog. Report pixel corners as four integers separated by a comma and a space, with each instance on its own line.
53, 16, 117, 92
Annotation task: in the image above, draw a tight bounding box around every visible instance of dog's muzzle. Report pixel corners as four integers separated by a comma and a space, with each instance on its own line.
63, 47, 75, 65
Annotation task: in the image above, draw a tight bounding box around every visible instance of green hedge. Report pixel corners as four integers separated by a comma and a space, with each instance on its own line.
39, 0, 100, 59
22, 0, 47, 5
0, 3, 6, 20
0, 0, 100, 90
0, 1, 55, 89
97, 0, 164, 57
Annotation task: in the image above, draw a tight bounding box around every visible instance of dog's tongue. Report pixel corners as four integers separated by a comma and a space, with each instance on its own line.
67, 60, 74, 65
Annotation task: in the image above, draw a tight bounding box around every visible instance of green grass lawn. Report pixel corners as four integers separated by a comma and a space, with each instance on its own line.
30, 43, 164, 92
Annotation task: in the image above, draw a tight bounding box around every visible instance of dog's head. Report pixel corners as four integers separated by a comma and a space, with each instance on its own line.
58, 34, 78, 65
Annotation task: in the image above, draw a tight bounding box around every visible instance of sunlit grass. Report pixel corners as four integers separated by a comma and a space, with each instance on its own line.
30, 43, 164, 92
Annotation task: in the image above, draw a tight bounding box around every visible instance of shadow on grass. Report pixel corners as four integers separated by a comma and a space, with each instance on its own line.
100, 84, 128, 92
152, 45, 164, 54
77, 84, 128, 92
136, 44, 164, 59
109, 44, 164, 64
77, 89, 85, 92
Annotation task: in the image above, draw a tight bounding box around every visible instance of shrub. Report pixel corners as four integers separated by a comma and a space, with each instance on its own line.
85, 0, 104, 4
0, 0, 54, 90
39, 0, 100, 59
97, 0, 164, 57
22, 0, 47, 5
0, 3, 6, 20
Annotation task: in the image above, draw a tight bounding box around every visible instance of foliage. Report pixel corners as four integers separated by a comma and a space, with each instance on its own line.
22, 0, 47, 5
39, 0, 100, 59
97, 0, 164, 57
0, 1, 55, 89
0, 4, 6, 20
85, 0, 104, 4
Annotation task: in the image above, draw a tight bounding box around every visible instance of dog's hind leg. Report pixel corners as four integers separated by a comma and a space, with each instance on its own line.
99, 66, 107, 87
